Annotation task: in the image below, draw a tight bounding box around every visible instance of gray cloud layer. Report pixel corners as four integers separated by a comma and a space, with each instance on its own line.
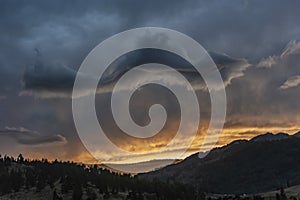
0, 127, 66, 145
0, 0, 300, 162
20, 51, 249, 98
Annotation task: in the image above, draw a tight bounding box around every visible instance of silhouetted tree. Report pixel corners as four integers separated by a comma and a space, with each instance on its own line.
17, 153, 24, 163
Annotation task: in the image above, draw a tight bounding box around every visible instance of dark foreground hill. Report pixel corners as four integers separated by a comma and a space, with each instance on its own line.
1, 132, 300, 199
0, 155, 195, 199
140, 132, 300, 194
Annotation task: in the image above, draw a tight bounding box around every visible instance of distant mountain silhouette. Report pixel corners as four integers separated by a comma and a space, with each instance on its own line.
294, 131, 300, 138
102, 159, 182, 174
251, 132, 290, 141
140, 132, 300, 194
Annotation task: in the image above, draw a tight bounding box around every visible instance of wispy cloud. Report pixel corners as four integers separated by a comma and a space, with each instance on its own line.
257, 41, 300, 68
257, 56, 277, 68
281, 40, 300, 58
279, 75, 300, 90
0, 127, 67, 145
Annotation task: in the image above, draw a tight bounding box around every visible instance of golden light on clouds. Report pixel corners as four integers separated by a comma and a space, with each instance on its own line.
67, 124, 300, 165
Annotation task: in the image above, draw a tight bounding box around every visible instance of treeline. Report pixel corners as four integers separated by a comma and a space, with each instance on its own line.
0, 154, 197, 200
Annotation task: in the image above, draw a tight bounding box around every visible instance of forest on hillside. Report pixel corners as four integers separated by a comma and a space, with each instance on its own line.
0, 154, 196, 200
0, 153, 299, 200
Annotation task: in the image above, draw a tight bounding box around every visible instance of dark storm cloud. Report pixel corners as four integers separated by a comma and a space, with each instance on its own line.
225, 40, 300, 127
21, 58, 76, 98
0, 0, 300, 162
20, 51, 249, 98
0, 127, 66, 145
1, 0, 299, 95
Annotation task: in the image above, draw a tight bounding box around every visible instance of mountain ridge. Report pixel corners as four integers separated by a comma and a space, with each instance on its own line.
140, 131, 300, 194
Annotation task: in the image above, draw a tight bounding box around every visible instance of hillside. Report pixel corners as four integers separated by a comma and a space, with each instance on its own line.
140, 132, 300, 194
0, 157, 195, 200
2, 132, 300, 199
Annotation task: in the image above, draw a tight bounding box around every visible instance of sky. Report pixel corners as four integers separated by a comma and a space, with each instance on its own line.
0, 0, 300, 167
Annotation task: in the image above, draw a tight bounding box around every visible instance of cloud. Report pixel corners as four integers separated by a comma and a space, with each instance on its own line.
209, 52, 250, 86
225, 39, 300, 127
20, 51, 249, 98
279, 75, 300, 90
0, 0, 300, 164
20, 57, 76, 98
0, 126, 67, 145
257, 56, 277, 68
257, 41, 300, 68
252, 40, 300, 93
281, 40, 300, 58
